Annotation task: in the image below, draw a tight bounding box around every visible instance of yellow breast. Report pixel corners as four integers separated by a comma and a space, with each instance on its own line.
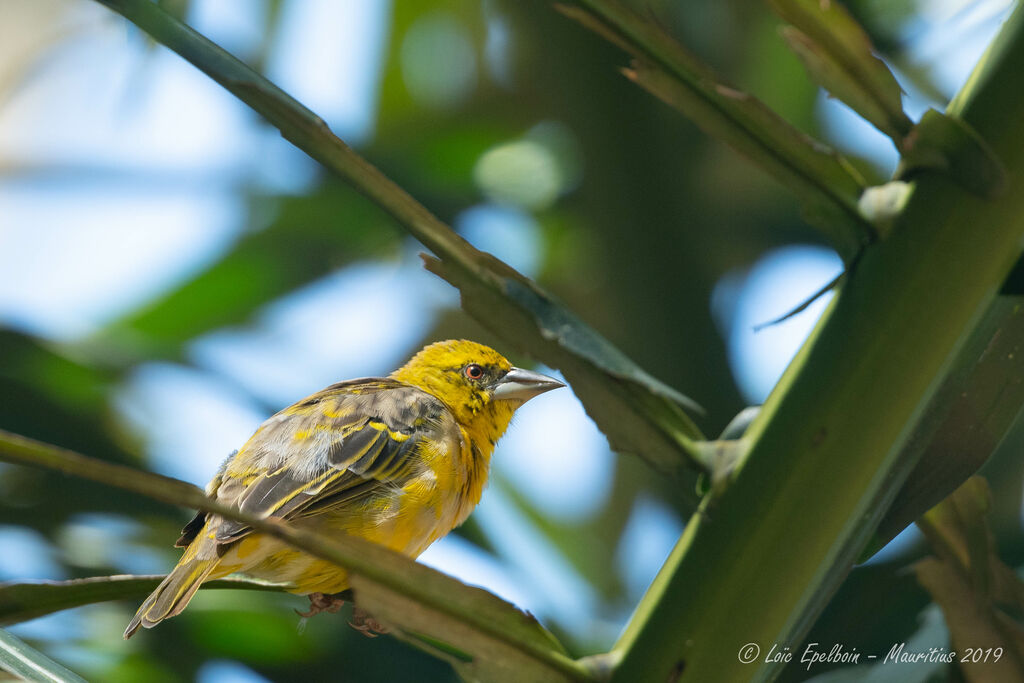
218, 426, 494, 595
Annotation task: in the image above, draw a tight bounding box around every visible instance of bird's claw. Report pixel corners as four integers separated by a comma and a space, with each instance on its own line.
349, 607, 390, 638
295, 592, 346, 618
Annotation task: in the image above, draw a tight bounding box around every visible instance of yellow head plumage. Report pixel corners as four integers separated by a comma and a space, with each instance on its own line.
391, 339, 563, 446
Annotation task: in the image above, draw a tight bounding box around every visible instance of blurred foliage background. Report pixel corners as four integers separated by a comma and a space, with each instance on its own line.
0, 0, 1020, 681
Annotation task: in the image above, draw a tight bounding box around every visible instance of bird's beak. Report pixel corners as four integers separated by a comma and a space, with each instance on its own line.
491, 367, 565, 402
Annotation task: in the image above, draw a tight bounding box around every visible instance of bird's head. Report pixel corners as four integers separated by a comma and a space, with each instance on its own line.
392, 339, 564, 441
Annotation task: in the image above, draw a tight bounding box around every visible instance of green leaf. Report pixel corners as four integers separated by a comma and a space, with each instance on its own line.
0, 627, 87, 683
558, 0, 872, 260
864, 287, 1024, 560
0, 575, 288, 627
0, 331, 112, 415
769, 0, 912, 142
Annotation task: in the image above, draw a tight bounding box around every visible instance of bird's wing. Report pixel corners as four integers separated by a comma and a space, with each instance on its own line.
175, 378, 456, 548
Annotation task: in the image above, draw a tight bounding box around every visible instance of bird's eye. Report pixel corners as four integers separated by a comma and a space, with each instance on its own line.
464, 364, 484, 380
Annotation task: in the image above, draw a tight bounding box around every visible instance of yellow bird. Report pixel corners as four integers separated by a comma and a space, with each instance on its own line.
124, 339, 563, 638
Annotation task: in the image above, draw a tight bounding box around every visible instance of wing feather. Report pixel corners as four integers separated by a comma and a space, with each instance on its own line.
197, 379, 451, 546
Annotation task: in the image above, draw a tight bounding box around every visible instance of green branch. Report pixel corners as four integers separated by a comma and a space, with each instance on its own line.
0, 628, 87, 683
0, 575, 288, 627
0, 429, 589, 682
610, 3, 1024, 680
92, 0, 706, 483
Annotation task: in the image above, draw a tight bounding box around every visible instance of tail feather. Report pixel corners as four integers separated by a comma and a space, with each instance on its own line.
124, 558, 219, 639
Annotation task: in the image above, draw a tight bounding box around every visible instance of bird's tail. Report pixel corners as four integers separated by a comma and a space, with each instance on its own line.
124, 556, 220, 638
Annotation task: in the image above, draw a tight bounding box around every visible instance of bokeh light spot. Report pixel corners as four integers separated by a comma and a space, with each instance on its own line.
400, 12, 477, 109
474, 139, 561, 210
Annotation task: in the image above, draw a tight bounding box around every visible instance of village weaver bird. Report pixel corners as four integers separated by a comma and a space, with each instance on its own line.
124, 339, 563, 638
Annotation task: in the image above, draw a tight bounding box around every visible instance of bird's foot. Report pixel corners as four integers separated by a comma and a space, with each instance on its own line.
349, 607, 390, 638
295, 592, 346, 618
